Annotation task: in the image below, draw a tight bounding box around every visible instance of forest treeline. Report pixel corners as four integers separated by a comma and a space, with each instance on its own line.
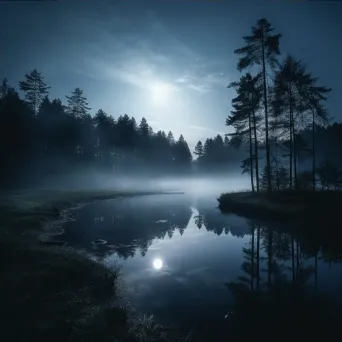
0, 71, 247, 188
224, 18, 342, 191
0, 74, 192, 188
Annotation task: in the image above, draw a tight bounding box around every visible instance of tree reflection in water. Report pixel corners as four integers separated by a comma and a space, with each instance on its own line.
62, 196, 342, 341
225, 221, 342, 341
64, 196, 255, 259
62, 195, 193, 259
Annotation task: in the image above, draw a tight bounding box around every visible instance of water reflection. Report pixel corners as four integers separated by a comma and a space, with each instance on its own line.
62, 194, 251, 259
62, 194, 194, 258
225, 221, 342, 341
229, 221, 342, 293
195, 200, 248, 237
61, 194, 342, 340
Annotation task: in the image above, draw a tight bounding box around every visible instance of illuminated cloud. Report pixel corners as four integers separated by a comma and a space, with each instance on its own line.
80, 11, 228, 97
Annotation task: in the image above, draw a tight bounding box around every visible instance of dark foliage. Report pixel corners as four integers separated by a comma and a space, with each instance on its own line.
229, 18, 337, 192
193, 134, 243, 173
0, 73, 194, 188
234, 18, 282, 191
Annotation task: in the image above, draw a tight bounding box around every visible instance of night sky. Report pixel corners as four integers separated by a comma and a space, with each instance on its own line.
1, 0, 341, 150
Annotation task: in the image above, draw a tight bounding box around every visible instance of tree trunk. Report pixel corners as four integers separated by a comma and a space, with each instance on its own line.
289, 87, 293, 190
252, 108, 260, 192
296, 239, 300, 278
275, 141, 280, 191
293, 124, 298, 190
268, 229, 273, 289
256, 225, 260, 291
248, 113, 255, 192
251, 226, 255, 291
291, 236, 295, 281
312, 109, 316, 191
261, 33, 271, 192
314, 252, 318, 291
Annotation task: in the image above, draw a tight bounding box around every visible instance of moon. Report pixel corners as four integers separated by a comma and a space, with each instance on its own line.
152, 258, 163, 270
150, 82, 172, 106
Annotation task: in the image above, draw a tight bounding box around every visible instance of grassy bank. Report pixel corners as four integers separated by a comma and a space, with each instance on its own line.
0, 189, 184, 341
218, 190, 342, 222
1, 189, 164, 237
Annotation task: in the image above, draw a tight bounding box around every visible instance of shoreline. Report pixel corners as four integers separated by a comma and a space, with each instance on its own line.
1, 189, 183, 240
0, 189, 184, 341
217, 190, 342, 223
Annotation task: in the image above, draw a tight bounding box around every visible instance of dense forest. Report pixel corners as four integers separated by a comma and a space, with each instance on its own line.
0, 72, 246, 189
0, 73, 192, 188
224, 18, 342, 191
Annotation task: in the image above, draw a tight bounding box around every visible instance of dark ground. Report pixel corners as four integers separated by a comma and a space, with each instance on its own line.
218, 190, 342, 223
0, 189, 187, 342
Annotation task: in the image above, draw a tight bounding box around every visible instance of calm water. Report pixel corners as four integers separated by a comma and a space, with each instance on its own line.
61, 193, 342, 336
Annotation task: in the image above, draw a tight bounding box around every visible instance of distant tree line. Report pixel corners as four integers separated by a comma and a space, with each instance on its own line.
226, 18, 342, 192
0, 71, 194, 188
193, 134, 244, 172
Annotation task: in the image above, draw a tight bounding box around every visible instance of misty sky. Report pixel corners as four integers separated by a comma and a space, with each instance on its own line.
1, 0, 341, 151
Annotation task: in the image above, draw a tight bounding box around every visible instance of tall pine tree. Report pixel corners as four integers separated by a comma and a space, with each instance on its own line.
65, 88, 90, 119
19, 69, 50, 115
194, 141, 204, 158
227, 73, 262, 192
234, 19, 281, 192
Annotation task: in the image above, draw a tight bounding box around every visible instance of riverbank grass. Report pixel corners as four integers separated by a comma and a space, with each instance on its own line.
1, 189, 161, 235
1, 239, 126, 341
0, 189, 181, 341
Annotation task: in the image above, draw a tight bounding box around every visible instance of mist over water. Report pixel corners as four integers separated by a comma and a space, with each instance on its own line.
38, 169, 250, 196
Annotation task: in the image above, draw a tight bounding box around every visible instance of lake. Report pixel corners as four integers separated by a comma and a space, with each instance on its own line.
60, 193, 342, 339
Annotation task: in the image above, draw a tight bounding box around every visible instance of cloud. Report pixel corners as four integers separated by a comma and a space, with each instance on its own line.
175, 70, 228, 94
187, 71, 228, 93
106, 64, 155, 88
188, 83, 211, 93
175, 74, 192, 84
81, 10, 228, 95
